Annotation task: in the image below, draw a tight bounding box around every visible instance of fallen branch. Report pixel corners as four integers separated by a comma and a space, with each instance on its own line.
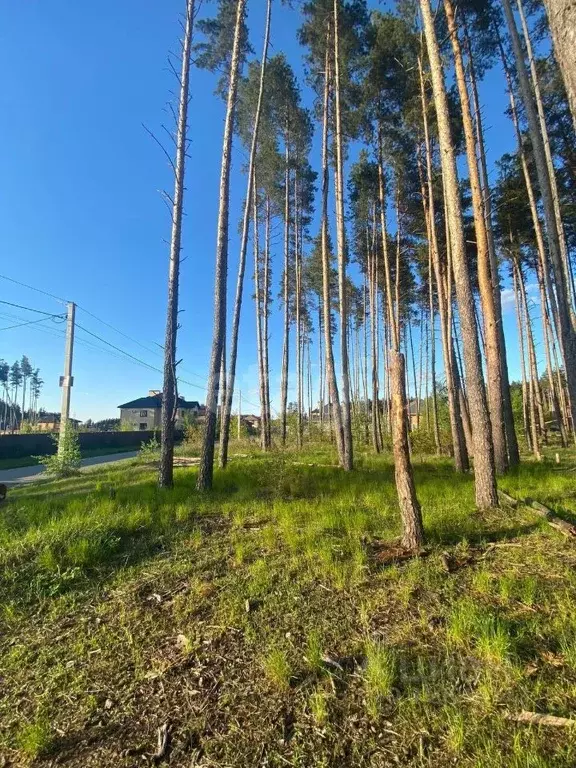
504, 710, 576, 728
498, 490, 576, 539
528, 500, 576, 538
498, 490, 519, 508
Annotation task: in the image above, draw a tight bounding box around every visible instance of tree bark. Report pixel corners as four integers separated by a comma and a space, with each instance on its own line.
463, 15, 519, 468
333, 0, 353, 470
444, 0, 508, 474
517, 0, 575, 309
421, 0, 497, 507
541, 0, 576, 133
390, 350, 424, 552
197, 0, 246, 491
502, 0, 576, 436
418, 58, 468, 470
321, 37, 345, 464
159, 0, 195, 489
219, 0, 271, 468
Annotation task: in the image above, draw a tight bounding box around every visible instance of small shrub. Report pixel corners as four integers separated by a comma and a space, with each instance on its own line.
139, 435, 160, 462
36, 429, 81, 478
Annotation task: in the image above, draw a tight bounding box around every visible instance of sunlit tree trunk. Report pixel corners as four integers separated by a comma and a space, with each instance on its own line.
444, 0, 510, 473
542, 0, 576, 130
198, 0, 246, 491
421, 0, 497, 508
159, 0, 195, 488
502, 0, 576, 436
418, 57, 468, 471
321, 38, 345, 464
219, 0, 271, 467
463, 17, 519, 468
333, 0, 353, 470
517, 0, 575, 309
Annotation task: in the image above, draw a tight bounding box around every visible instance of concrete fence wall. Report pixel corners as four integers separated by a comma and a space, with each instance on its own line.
0, 430, 183, 460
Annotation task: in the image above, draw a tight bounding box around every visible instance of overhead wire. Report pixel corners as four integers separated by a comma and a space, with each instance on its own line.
0, 315, 65, 332
0, 274, 272, 413
0, 273, 67, 305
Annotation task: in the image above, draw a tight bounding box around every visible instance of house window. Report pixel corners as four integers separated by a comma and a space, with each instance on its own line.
140, 410, 148, 417
139, 423, 147, 430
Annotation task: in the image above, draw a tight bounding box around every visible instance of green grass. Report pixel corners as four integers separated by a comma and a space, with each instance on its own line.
1, 444, 576, 766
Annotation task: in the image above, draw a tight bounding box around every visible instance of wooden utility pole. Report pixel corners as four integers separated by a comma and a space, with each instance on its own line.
58, 301, 75, 454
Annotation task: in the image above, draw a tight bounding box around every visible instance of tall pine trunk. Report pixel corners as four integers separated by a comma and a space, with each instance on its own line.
219, 0, 271, 468
333, 0, 353, 470
542, 0, 576, 130
197, 0, 246, 491
418, 57, 468, 471
463, 16, 519, 468
421, 0, 497, 508
517, 0, 575, 308
502, 0, 576, 436
444, 0, 509, 473
320, 37, 345, 464
159, 0, 195, 488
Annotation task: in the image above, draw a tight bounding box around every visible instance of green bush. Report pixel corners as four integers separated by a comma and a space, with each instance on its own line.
36, 429, 82, 478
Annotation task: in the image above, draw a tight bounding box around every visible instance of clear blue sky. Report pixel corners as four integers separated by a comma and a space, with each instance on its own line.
0, 0, 526, 421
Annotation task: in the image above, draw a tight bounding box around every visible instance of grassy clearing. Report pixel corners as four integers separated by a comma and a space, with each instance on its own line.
1, 445, 576, 766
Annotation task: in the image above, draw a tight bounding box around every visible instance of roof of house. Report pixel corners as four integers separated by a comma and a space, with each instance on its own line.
118, 394, 201, 410
37, 413, 81, 424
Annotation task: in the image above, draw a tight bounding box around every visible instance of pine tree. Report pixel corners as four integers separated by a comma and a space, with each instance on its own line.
197, 0, 250, 491
159, 0, 195, 488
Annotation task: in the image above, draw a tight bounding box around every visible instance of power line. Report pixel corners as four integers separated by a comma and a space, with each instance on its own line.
75, 321, 206, 393
0, 299, 63, 317
0, 315, 65, 332
0, 274, 67, 305
75, 303, 165, 359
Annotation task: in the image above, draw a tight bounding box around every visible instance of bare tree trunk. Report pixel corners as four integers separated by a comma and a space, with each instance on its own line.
463, 16, 519, 469
280, 142, 291, 446
429, 251, 441, 454
444, 0, 509, 474
390, 350, 424, 551
421, 0, 497, 508
542, 0, 576, 130
159, 0, 195, 489
295, 173, 303, 449
518, 258, 547, 444
513, 263, 532, 450
253, 184, 267, 451
321, 38, 345, 463
219, 0, 271, 467
515, 259, 542, 458
517, 0, 575, 309
538, 258, 567, 445
418, 58, 467, 470
197, 0, 246, 491
379, 136, 424, 549
333, 0, 353, 470
502, 0, 576, 436
263, 196, 272, 449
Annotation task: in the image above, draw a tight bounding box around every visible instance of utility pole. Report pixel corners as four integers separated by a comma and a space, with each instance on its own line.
58, 301, 76, 454
237, 389, 241, 440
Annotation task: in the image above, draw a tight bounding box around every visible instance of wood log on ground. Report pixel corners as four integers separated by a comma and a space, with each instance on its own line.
528, 499, 576, 537
505, 710, 576, 728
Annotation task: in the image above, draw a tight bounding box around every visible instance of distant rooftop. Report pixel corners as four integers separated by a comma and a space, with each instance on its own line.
118, 392, 201, 410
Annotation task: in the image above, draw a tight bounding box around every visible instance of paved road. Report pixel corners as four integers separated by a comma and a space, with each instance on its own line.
0, 451, 139, 486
